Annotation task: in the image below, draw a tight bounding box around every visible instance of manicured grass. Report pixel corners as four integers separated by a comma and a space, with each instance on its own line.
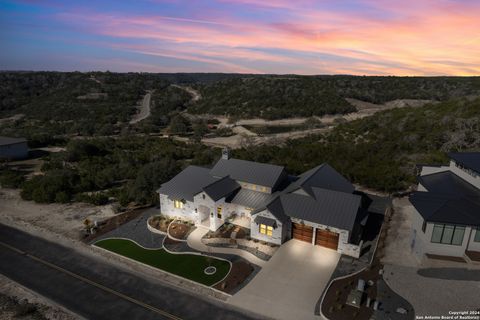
94, 239, 230, 286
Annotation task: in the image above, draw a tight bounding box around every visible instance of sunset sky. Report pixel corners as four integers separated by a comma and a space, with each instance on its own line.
1, 0, 479, 75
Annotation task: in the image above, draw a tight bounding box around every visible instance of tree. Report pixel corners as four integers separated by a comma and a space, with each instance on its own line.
129, 160, 180, 204
168, 114, 190, 134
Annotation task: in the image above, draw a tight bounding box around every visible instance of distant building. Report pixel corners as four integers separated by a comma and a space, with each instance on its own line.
0, 136, 28, 160
410, 152, 480, 262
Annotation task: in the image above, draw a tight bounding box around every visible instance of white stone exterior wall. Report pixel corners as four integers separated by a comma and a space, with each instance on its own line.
192, 192, 215, 225
0, 142, 28, 160
250, 210, 284, 245
159, 194, 196, 223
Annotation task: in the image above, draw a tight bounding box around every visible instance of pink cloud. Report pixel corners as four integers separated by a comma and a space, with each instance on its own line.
52, 1, 480, 75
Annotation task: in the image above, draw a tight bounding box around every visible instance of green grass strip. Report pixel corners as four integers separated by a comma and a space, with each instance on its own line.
94, 239, 230, 286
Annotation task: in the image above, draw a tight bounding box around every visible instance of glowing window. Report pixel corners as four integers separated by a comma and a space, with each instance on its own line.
174, 200, 183, 209
259, 224, 273, 236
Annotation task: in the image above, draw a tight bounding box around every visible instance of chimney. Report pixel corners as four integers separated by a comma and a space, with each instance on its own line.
222, 147, 231, 160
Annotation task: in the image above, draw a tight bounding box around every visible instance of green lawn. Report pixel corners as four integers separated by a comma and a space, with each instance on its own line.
94, 239, 230, 286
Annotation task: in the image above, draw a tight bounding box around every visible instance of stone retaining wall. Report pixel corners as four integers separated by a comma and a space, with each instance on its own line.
202, 237, 278, 257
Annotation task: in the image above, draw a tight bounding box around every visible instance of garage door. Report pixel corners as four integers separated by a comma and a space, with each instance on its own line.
292, 223, 313, 243
315, 229, 339, 250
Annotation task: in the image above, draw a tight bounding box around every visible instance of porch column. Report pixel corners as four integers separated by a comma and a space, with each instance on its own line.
312, 227, 316, 245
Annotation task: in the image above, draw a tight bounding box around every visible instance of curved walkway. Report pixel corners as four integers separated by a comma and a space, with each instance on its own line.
186, 228, 266, 267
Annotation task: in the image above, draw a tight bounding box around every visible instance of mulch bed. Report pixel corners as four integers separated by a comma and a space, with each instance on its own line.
321, 207, 393, 320
213, 260, 254, 294
168, 222, 194, 240
321, 261, 381, 320
148, 216, 173, 233
82, 208, 145, 243
207, 223, 247, 239
465, 250, 480, 262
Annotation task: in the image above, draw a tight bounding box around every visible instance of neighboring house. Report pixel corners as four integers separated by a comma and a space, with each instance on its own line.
410, 152, 480, 261
0, 136, 28, 160
157, 148, 366, 258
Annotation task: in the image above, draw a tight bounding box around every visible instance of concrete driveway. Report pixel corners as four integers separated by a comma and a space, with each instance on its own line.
228, 239, 340, 320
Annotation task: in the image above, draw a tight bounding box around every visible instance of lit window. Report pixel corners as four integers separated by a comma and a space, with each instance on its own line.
174, 200, 183, 209
431, 224, 465, 245
259, 224, 273, 236
217, 206, 222, 219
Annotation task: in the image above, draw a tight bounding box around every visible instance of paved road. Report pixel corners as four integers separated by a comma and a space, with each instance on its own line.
0, 224, 255, 320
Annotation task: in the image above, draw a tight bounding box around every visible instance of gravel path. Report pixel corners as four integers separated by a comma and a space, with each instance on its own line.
92, 208, 164, 248
384, 264, 480, 316
130, 91, 152, 124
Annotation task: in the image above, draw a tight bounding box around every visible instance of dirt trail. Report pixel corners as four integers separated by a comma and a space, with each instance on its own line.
172, 85, 201, 102
130, 91, 152, 124
198, 98, 433, 149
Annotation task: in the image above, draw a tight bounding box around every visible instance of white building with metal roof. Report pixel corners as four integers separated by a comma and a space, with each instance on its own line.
410, 152, 480, 262
157, 148, 365, 258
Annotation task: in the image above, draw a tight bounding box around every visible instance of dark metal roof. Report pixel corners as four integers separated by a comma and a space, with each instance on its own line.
449, 152, 480, 174
412, 170, 480, 226
418, 171, 480, 198
279, 188, 362, 232
264, 196, 289, 223
410, 192, 480, 226
254, 215, 278, 228
0, 136, 27, 146
226, 188, 274, 209
284, 163, 354, 195
203, 176, 240, 201
157, 166, 218, 202
210, 158, 285, 188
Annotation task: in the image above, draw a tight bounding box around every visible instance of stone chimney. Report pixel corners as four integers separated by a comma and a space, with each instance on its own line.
222, 147, 231, 160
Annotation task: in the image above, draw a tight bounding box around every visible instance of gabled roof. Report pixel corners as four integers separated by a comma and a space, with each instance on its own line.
449, 152, 480, 174
284, 163, 354, 195
412, 170, 480, 226
0, 136, 27, 146
210, 158, 285, 188
278, 189, 362, 232
418, 171, 480, 198
157, 166, 218, 202
410, 192, 480, 226
203, 176, 240, 201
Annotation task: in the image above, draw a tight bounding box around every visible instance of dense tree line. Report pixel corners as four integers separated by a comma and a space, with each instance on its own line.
235, 97, 480, 192
190, 75, 480, 119
17, 137, 218, 205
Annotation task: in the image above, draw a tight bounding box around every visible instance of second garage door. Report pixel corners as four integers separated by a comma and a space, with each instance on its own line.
292, 223, 313, 243
315, 229, 339, 250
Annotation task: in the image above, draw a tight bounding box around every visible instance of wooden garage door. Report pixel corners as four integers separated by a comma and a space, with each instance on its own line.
315, 229, 339, 250
292, 223, 313, 243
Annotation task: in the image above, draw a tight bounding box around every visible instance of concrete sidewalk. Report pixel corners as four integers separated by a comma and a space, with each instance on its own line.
186, 228, 266, 267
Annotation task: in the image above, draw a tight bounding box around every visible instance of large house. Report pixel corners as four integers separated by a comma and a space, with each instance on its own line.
157, 149, 366, 258
0, 136, 28, 160
410, 152, 480, 261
